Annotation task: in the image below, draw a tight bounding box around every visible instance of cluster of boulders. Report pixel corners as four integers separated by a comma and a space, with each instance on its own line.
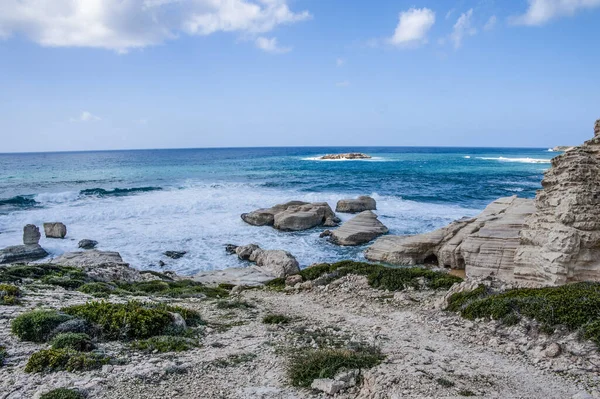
241, 196, 388, 247
366, 119, 600, 287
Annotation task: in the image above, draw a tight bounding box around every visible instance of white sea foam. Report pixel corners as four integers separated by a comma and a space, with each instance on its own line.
463, 156, 471, 159
477, 157, 551, 164
35, 191, 81, 204
0, 183, 479, 276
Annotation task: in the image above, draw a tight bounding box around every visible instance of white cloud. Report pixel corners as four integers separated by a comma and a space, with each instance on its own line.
389, 8, 436, 47
484, 15, 498, 31
336, 81, 350, 87
255, 36, 290, 53
70, 111, 101, 123
511, 0, 600, 26
0, 0, 311, 53
336, 58, 345, 67
450, 9, 477, 49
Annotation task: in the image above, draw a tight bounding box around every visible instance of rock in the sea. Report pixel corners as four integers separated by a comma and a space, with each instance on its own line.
319, 153, 371, 160
231, 244, 300, 278
78, 239, 98, 249
336, 196, 377, 213
43, 222, 67, 238
327, 211, 388, 246
164, 250, 186, 259
23, 224, 41, 245
242, 201, 340, 231
0, 244, 48, 264
365, 196, 535, 281
51, 250, 142, 282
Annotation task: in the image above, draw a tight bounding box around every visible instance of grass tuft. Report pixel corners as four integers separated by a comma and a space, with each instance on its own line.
131, 335, 198, 353
40, 388, 85, 399
262, 314, 290, 324
0, 283, 21, 305
25, 348, 108, 373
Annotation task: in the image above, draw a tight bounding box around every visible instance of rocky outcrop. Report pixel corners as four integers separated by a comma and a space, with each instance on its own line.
242, 201, 340, 231
513, 119, 600, 285
320, 153, 371, 160
324, 211, 388, 246
0, 244, 48, 264
23, 224, 41, 245
365, 196, 535, 281
552, 146, 575, 152
336, 196, 377, 213
78, 239, 98, 250
229, 244, 300, 278
367, 119, 600, 286
51, 250, 141, 282
44, 222, 67, 238
192, 266, 276, 287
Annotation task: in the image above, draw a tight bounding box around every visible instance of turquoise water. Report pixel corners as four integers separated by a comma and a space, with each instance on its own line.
0, 147, 555, 274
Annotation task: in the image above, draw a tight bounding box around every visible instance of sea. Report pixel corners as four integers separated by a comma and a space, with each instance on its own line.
0, 147, 556, 275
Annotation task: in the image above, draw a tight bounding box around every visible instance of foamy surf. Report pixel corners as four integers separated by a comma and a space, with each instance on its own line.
477, 157, 551, 164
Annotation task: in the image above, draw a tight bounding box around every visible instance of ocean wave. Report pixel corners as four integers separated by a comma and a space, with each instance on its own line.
0, 195, 38, 208
79, 186, 163, 197
476, 157, 551, 164
35, 191, 81, 204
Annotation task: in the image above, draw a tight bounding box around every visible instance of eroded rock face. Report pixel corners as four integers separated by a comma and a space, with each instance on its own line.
228, 244, 300, 278
242, 201, 340, 231
44, 222, 67, 238
513, 119, 600, 285
23, 224, 41, 245
365, 196, 535, 281
327, 210, 388, 246
51, 250, 142, 282
0, 244, 48, 264
336, 196, 377, 213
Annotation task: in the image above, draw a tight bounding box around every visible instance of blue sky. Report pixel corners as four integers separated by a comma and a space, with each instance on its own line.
0, 0, 599, 152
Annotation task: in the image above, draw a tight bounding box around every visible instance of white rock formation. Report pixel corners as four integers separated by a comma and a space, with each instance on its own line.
326, 210, 388, 246
241, 201, 340, 231
336, 196, 377, 213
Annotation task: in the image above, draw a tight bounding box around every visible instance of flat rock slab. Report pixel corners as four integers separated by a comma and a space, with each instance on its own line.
191, 266, 276, 287
51, 250, 142, 282
328, 211, 388, 246
0, 244, 48, 264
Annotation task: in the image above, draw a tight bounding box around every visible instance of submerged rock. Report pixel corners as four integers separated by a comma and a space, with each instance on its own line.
327, 211, 388, 246
23, 224, 41, 245
336, 196, 377, 213
0, 244, 48, 264
78, 239, 98, 250
164, 250, 187, 259
242, 201, 340, 231
44, 222, 67, 238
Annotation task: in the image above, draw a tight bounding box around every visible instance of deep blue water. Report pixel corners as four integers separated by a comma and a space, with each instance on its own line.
0, 147, 555, 274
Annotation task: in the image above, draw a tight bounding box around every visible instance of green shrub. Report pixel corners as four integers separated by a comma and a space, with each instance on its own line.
62, 301, 174, 340
116, 280, 229, 299
458, 389, 476, 397
40, 388, 85, 399
0, 283, 21, 305
217, 283, 236, 291
0, 346, 6, 367
11, 310, 71, 342
146, 303, 204, 327
445, 285, 487, 312
0, 265, 88, 287
25, 348, 108, 373
78, 282, 115, 297
262, 314, 290, 324
131, 335, 198, 352
459, 282, 600, 346
299, 261, 462, 291
50, 333, 95, 352
216, 300, 255, 310
436, 377, 455, 387
264, 278, 286, 291
288, 346, 383, 387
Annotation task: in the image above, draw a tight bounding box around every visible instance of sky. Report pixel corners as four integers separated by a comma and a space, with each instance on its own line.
0, 0, 599, 152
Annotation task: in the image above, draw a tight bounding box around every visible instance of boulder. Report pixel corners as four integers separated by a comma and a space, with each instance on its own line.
242, 201, 340, 231
44, 222, 67, 238
327, 211, 388, 246
0, 244, 48, 264
229, 244, 300, 278
51, 250, 142, 282
336, 196, 377, 213
23, 224, 41, 245
78, 239, 98, 250
164, 250, 186, 259
285, 274, 303, 286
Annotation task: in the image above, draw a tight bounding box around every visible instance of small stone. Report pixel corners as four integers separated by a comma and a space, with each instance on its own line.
285, 274, 303, 286
311, 378, 346, 395
544, 343, 562, 358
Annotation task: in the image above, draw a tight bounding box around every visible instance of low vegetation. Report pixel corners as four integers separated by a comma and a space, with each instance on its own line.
11, 310, 71, 342
115, 279, 229, 299
131, 335, 198, 353
299, 261, 462, 291
0, 283, 21, 305
50, 333, 95, 352
39, 388, 85, 399
215, 300, 255, 310
0, 264, 89, 288
77, 282, 115, 298
447, 282, 600, 346
288, 346, 384, 387
25, 348, 108, 373
0, 346, 6, 367
262, 314, 290, 324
